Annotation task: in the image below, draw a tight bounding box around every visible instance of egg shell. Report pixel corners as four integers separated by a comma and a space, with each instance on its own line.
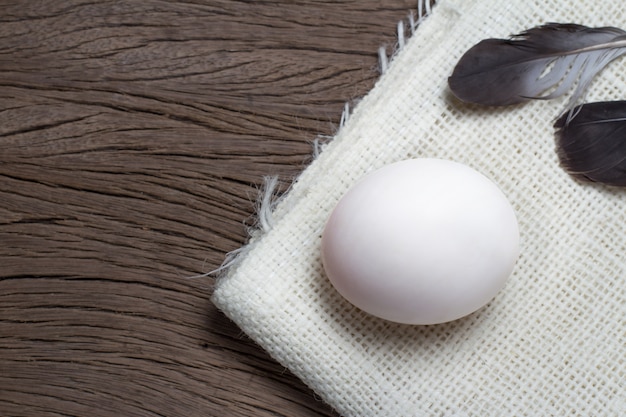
321, 158, 519, 325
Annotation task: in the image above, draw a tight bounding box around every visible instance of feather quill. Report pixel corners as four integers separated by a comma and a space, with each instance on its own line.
448, 23, 626, 108
555, 101, 626, 186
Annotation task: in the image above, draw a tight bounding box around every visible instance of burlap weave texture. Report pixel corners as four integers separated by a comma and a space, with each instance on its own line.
212, 0, 626, 415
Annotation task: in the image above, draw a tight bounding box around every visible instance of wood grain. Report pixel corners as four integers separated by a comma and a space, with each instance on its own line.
0, 1, 425, 416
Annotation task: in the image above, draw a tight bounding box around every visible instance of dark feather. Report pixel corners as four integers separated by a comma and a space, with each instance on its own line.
448, 23, 626, 107
555, 101, 626, 186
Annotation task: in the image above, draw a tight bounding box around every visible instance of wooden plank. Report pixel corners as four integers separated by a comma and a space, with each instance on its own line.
0, 1, 425, 415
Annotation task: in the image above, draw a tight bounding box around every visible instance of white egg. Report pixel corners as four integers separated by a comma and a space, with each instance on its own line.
321, 158, 519, 325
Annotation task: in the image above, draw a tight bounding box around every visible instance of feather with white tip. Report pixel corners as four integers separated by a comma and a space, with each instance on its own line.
448, 23, 626, 109
555, 101, 626, 186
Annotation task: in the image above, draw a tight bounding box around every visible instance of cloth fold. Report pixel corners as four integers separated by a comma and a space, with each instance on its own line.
212, 0, 626, 415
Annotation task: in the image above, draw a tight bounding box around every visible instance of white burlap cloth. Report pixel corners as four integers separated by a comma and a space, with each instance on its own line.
212, 0, 626, 415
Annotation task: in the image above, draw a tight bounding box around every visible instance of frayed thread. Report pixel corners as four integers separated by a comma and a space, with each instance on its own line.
379, 0, 433, 74
417, 0, 433, 26
253, 176, 279, 234
192, 176, 281, 279
339, 102, 351, 129
312, 101, 352, 159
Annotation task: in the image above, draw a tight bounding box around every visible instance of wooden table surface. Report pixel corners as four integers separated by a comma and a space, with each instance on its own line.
0, 1, 424, 415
